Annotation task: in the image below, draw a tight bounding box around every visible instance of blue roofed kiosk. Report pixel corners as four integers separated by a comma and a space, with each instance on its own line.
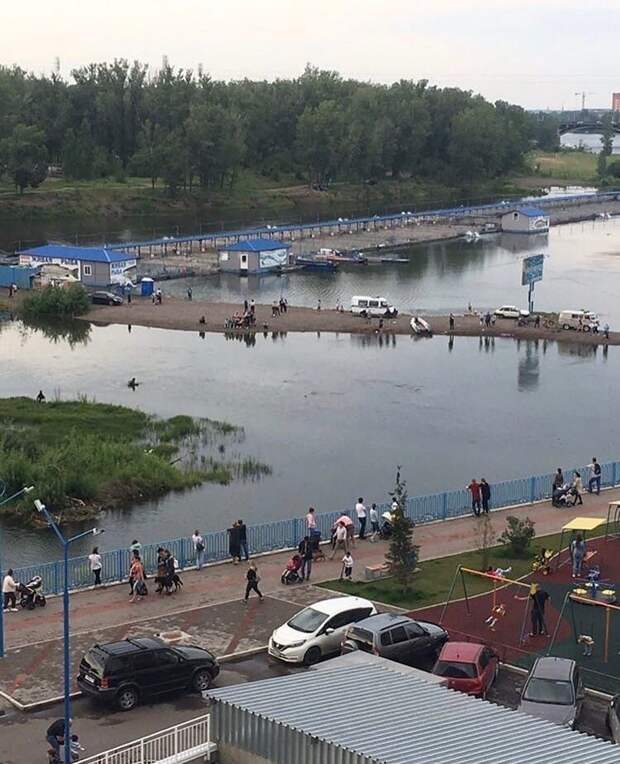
218, 238, 292, 275
501, 206, 550, 233
19, 244, 138, 287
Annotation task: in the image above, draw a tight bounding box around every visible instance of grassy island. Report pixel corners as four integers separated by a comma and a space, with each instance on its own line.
0, 397, 270, 523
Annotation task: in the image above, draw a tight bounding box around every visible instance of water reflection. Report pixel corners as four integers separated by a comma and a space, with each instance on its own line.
21, 317, 91, 348
518, 341, 540, 392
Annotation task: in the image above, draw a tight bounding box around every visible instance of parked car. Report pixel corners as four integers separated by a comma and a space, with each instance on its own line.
341, 613, 448, 668
607, 694, 620, 744
432, 642, 498, 698
91, 290, 123, 305
77, 637, 220, 711
494, 305, 530, 320
517, 656, 584, 728
269, 596, 376, 666
558, 309, 599, 332
351, 295, 397, 317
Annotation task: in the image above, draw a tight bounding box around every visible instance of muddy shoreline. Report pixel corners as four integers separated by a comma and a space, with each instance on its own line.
84, 298, 619, 346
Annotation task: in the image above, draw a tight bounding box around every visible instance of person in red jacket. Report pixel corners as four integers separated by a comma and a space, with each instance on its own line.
467, 479, 482, 517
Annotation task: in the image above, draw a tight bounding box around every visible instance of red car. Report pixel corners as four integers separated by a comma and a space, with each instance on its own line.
432, 642, 499, 698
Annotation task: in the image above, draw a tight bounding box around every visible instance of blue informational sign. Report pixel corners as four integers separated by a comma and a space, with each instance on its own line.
522, 254, 544, 286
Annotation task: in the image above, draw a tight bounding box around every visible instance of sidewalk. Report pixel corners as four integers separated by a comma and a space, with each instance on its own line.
0, 489, 615, 707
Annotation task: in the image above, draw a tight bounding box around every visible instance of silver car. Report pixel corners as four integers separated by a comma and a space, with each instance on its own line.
518, 656, 584, 728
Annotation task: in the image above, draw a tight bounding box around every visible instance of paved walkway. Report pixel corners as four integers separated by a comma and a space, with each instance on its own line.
0, 489, 616, 706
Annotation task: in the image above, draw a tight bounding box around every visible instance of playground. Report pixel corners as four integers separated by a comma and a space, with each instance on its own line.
411, 516, 620, 694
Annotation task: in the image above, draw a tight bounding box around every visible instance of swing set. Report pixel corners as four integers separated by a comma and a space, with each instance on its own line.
440, 566, 538, 645
549, 591, 620, 665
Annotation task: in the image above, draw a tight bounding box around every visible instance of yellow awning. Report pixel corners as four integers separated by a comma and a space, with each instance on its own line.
562, 517, 606, 532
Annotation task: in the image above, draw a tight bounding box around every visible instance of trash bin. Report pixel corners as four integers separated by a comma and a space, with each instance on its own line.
140, 277, 154, 297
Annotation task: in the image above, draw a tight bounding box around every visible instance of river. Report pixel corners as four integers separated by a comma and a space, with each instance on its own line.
1, 219, 620, 567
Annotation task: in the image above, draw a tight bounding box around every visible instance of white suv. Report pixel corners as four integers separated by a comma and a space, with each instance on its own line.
269, 597, 376, 666
494, 305, 530, 320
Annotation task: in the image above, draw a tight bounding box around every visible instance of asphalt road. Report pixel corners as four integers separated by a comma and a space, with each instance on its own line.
0, 655, 611, 764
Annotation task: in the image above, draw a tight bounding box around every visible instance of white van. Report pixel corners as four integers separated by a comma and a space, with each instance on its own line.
351, 295, 397, 317
559, 310, 599, 332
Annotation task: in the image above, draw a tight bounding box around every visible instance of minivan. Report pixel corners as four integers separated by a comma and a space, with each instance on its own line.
558, 310, 599, 332
351, 295, 397, 317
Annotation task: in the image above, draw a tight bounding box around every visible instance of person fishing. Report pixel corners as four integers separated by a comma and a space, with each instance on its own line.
127, 377, 139, 390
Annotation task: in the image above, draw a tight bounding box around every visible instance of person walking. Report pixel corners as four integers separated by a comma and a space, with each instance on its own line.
330, 521, 348, 559
449, 313, 455, 331
244, 562, 263, 603
571, 534, 587, 578
192, 530, 205, 570
467, 479, 482, 516
587, 457, 602, 495
480, 479, 491, 514
237, 519, 249, 561
2, 569, 18, 612
88, 547, 102, 587
187, 287, 193, 301
355, 497, 367, 539
228, 521, 241, 564
571, 471, 584, 505
342, 552, 354, 579
129, 551, 145, 603
298, 536, 314, 582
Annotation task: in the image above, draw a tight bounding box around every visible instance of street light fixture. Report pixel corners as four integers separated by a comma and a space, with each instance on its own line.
0, 485, 36, 659
33, 499, 104, 764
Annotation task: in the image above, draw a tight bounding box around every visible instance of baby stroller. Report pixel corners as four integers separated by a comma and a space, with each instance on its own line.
552, 484, 577, 507
379, 512, 394, 540
18, 575, 46, 609
281, 554, 303, 585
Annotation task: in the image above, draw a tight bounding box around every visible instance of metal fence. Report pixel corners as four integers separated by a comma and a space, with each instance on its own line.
13, 461, 619, 596
79, 714, 211, 764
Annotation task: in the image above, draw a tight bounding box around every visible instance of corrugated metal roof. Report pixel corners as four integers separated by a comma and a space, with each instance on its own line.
223, 238, 292, 252
208, 659, 620, 764
20, 244, 135, 263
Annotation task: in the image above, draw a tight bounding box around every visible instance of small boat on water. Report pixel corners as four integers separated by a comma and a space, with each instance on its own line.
296, 256, 338, 272
316, 248, 367, 264
410, 316, 432, 335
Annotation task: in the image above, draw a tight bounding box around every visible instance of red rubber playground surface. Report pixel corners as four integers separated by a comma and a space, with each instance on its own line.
410, 536, 620, 694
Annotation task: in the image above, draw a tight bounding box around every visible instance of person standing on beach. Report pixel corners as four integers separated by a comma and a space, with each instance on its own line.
355, 497, 367, 539
238, 519, 249, 561
192, 530, 205, 570
250, 299, 255, 315
467, 479, 482, 516
480, 479, 491, 514
449, 313, 455, 331
317, 299, 321, 311
89, 547, 103, 586
244, 562, 263, 603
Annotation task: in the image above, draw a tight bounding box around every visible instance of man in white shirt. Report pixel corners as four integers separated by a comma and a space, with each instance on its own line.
355, 497, 367, 540
330, 522, 348, 559
192, 530, 205, 570
306, 507, 321, 542
2, 569, 18, 612
369, 503, 379, 540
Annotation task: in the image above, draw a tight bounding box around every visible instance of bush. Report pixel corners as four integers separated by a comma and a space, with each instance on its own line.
20, 284, 90, 319
498, 515, 535, 557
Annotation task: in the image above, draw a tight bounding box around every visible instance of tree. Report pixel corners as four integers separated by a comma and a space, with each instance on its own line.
296, 100, 345, 185
498, 515, 535, 557
385, 467, 419, 591
159, 129, 187, 196
598, 114, 615, 178
130, 120, 164, 189
0, 123, 47, 193
475, 513, 495, 572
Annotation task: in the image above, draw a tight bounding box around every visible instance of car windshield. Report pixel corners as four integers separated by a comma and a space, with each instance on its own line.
287, 607, 326, 634
434, 660, 477, 679
523, 678, 574, 705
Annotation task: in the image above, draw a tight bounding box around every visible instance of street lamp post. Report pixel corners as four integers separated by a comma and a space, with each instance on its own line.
34, 499, 103, 764
0, 485, 34, 658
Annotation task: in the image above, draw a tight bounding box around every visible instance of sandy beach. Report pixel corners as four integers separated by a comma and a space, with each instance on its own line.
84, 297, 620, 346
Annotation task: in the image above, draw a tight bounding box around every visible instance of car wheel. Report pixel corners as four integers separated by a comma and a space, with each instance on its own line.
583, 325, 590, 333
192, 669, 213, 693
116, 686, 139, 711
563, 323, 570, 330
303, 646, 321, 667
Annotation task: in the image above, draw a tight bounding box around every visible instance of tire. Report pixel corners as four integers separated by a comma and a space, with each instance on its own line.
563, 323, 570, 330
37, 595, 46, 607
583, 325, 590, 333
303, 646, 321, 667
191, 669, 213, 693
116, 686, 139, 711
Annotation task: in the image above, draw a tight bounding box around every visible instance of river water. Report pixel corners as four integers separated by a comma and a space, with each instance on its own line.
2, 219, 620, 567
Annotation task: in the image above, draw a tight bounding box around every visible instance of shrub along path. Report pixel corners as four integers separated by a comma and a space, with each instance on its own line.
0, 488, 616, 707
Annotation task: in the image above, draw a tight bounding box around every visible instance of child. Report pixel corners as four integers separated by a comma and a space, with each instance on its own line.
70, 733, 85, 761
486, 565, 512, 578
484, 603, 506, 630
577, 634, 594, 657
342, 552, 354, 579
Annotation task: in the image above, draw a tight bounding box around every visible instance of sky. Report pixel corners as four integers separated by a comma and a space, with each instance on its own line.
4, 0, 619, 110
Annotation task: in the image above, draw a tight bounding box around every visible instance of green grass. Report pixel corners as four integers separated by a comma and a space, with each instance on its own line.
0, 397, 270, 522
319, 531, 566, 611
527, 150, 598, 183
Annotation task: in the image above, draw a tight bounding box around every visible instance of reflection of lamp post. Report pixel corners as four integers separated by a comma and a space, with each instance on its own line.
0, 485, 34, 658
34, 499, 103, 764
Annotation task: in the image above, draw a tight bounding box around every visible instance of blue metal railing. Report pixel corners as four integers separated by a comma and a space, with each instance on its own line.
13, 461, 618, 595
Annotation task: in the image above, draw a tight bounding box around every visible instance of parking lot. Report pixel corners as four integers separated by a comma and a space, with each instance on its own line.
0, 652, 611, 764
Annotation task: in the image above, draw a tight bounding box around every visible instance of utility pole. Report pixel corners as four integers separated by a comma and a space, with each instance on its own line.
574, 91, 595, 112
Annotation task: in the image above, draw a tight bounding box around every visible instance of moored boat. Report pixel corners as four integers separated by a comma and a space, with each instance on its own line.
410, 316, 432, 335
296, 256, 338, 272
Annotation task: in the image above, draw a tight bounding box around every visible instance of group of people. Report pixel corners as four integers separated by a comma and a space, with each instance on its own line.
466, 479, 492, 516
271, 297, 288, 317
551, 458, 602, 508
227, 520, 249, 563
46, 718, 83, 762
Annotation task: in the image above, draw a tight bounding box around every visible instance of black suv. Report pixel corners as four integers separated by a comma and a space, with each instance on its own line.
77, 637, 220, 711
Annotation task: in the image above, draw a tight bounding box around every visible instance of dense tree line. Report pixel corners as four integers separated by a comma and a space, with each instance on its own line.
0, 61, 542, 195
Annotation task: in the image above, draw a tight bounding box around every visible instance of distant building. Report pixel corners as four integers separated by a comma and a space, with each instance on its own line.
0, 264, 38, 290
218, 238, 291, 275
501, 207, 550, 234
19, 244, 137, 287
613, 93, 620, 112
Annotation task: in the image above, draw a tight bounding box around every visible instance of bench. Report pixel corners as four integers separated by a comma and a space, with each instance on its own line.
365, 563, 390, 581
